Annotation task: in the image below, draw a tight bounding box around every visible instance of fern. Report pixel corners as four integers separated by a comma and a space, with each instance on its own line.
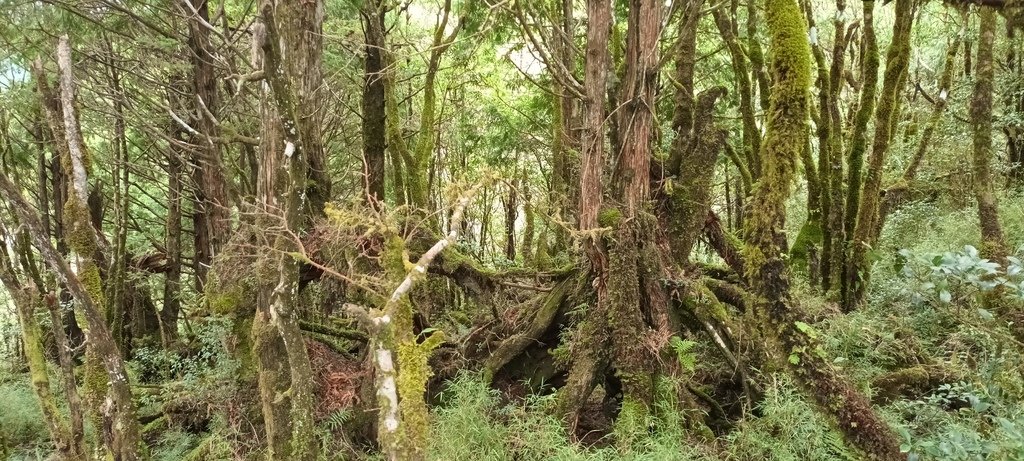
323, 409, 352, 432
669, 336, 697, 372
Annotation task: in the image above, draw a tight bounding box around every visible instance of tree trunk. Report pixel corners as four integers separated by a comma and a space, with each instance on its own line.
845, 0, 914, 311
250, 3, 325, 457
185, 0, 230, 292
162, 77, 187, 347
0, 247, 86, 461
559, 0, 612, 422
971, 7, 1009, 261
713, 4, 760, 179
46, 36, 143, 461
745, 4, 902, 458
839, 0, 879, 300
823, 1, 850, 292
362, 0, 387, 207
503, 179, 517, 261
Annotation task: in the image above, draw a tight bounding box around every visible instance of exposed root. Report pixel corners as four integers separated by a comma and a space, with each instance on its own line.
871, 364, 967, 404
482, 277, 572, 382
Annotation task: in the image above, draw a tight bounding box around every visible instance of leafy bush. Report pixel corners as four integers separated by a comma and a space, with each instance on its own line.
895, 245, 1024, 307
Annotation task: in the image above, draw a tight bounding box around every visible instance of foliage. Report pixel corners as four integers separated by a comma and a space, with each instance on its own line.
895, 245, 1024, 307
0, 369, 52, 455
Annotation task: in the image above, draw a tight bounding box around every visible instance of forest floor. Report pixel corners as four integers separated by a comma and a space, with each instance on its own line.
2, 195, 1024, 460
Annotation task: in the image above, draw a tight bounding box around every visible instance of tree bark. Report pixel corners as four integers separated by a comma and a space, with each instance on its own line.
184, 0, 230, 291
745, 4, 902, 458
362, 0, 387, 207
250, 3, 323, 458
971, 7, 1009, 261
845, 0, 914, 311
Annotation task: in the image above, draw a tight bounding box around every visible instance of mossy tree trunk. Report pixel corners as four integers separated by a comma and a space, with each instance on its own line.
602, 0, 669, 439
250, 2, 325, 458
713, 3, 761, 179
822, 0, 850, 293
383, 0, 470, 213
844, 0, 914, 311
162, 76, 187, 348
666, 87, 727, 263
747, 0, 771, 112
0, 246, 87, 461
970, 6, 1009, 262
557, 0, 613, 425
550, 0, 579, 249
904, 18, 963, 183
791, 0, 838, 281
881, 16, 964, 224
349, 183, 485, 461
24, 35, 144, 461
839, 0, 879, 299
362, 0, 387, 207
745, 3, 902, 458
0, 140, 143, 461
1004, 16, 1024, 186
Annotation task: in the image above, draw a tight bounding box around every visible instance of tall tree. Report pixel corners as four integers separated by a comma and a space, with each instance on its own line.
844, 0, 915, 311
970, 6, 1009, 262
183, 0, 231, 290
744, 3, 902, 458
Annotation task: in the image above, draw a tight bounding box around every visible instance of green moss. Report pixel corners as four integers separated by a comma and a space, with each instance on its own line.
396, 331, 445, 456
383, 234, 407, 280
598, 207, 623, 228
534, 230, 550, 270
843, 1, 880, 241
685, 281, 729, 323
63, 197, 96, 257
613, 394, 650, 451
743, 0, 811, 282
205, 270, 252, 316
790, 219, 823, 270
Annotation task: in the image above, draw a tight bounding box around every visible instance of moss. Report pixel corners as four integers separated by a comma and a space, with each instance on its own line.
685, 282, 730, 323
63, 197, 96, 257
845, 0, 915, 311
383, 233, 408, 280
597, 207, 623, 228
745, 0, 903, 458
870, 364, 966, 404
534, 229, 551, 270
605, 223, 657, 421
842, 1, 880, 241
396, 331, 445, 456
790, 218, 823, 271
613, 394, 650, 451
742, 0, 811, 280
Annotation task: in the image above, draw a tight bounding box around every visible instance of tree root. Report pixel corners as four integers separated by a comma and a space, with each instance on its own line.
871, 364, 967, 404
482, 277, 572, 382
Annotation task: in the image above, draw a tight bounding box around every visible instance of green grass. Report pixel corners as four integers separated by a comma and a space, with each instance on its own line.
0, 368, 53, 458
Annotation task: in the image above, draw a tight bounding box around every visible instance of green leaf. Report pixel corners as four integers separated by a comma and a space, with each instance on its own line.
794, 321, 818, 339
788, 353, 800, 365
669, 337, 697, 372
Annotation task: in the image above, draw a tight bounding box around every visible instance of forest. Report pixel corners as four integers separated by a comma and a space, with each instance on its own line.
1, 0, 1024, 459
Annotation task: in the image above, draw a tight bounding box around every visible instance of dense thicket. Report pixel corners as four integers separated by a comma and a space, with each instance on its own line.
1, 0, 1024, 460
